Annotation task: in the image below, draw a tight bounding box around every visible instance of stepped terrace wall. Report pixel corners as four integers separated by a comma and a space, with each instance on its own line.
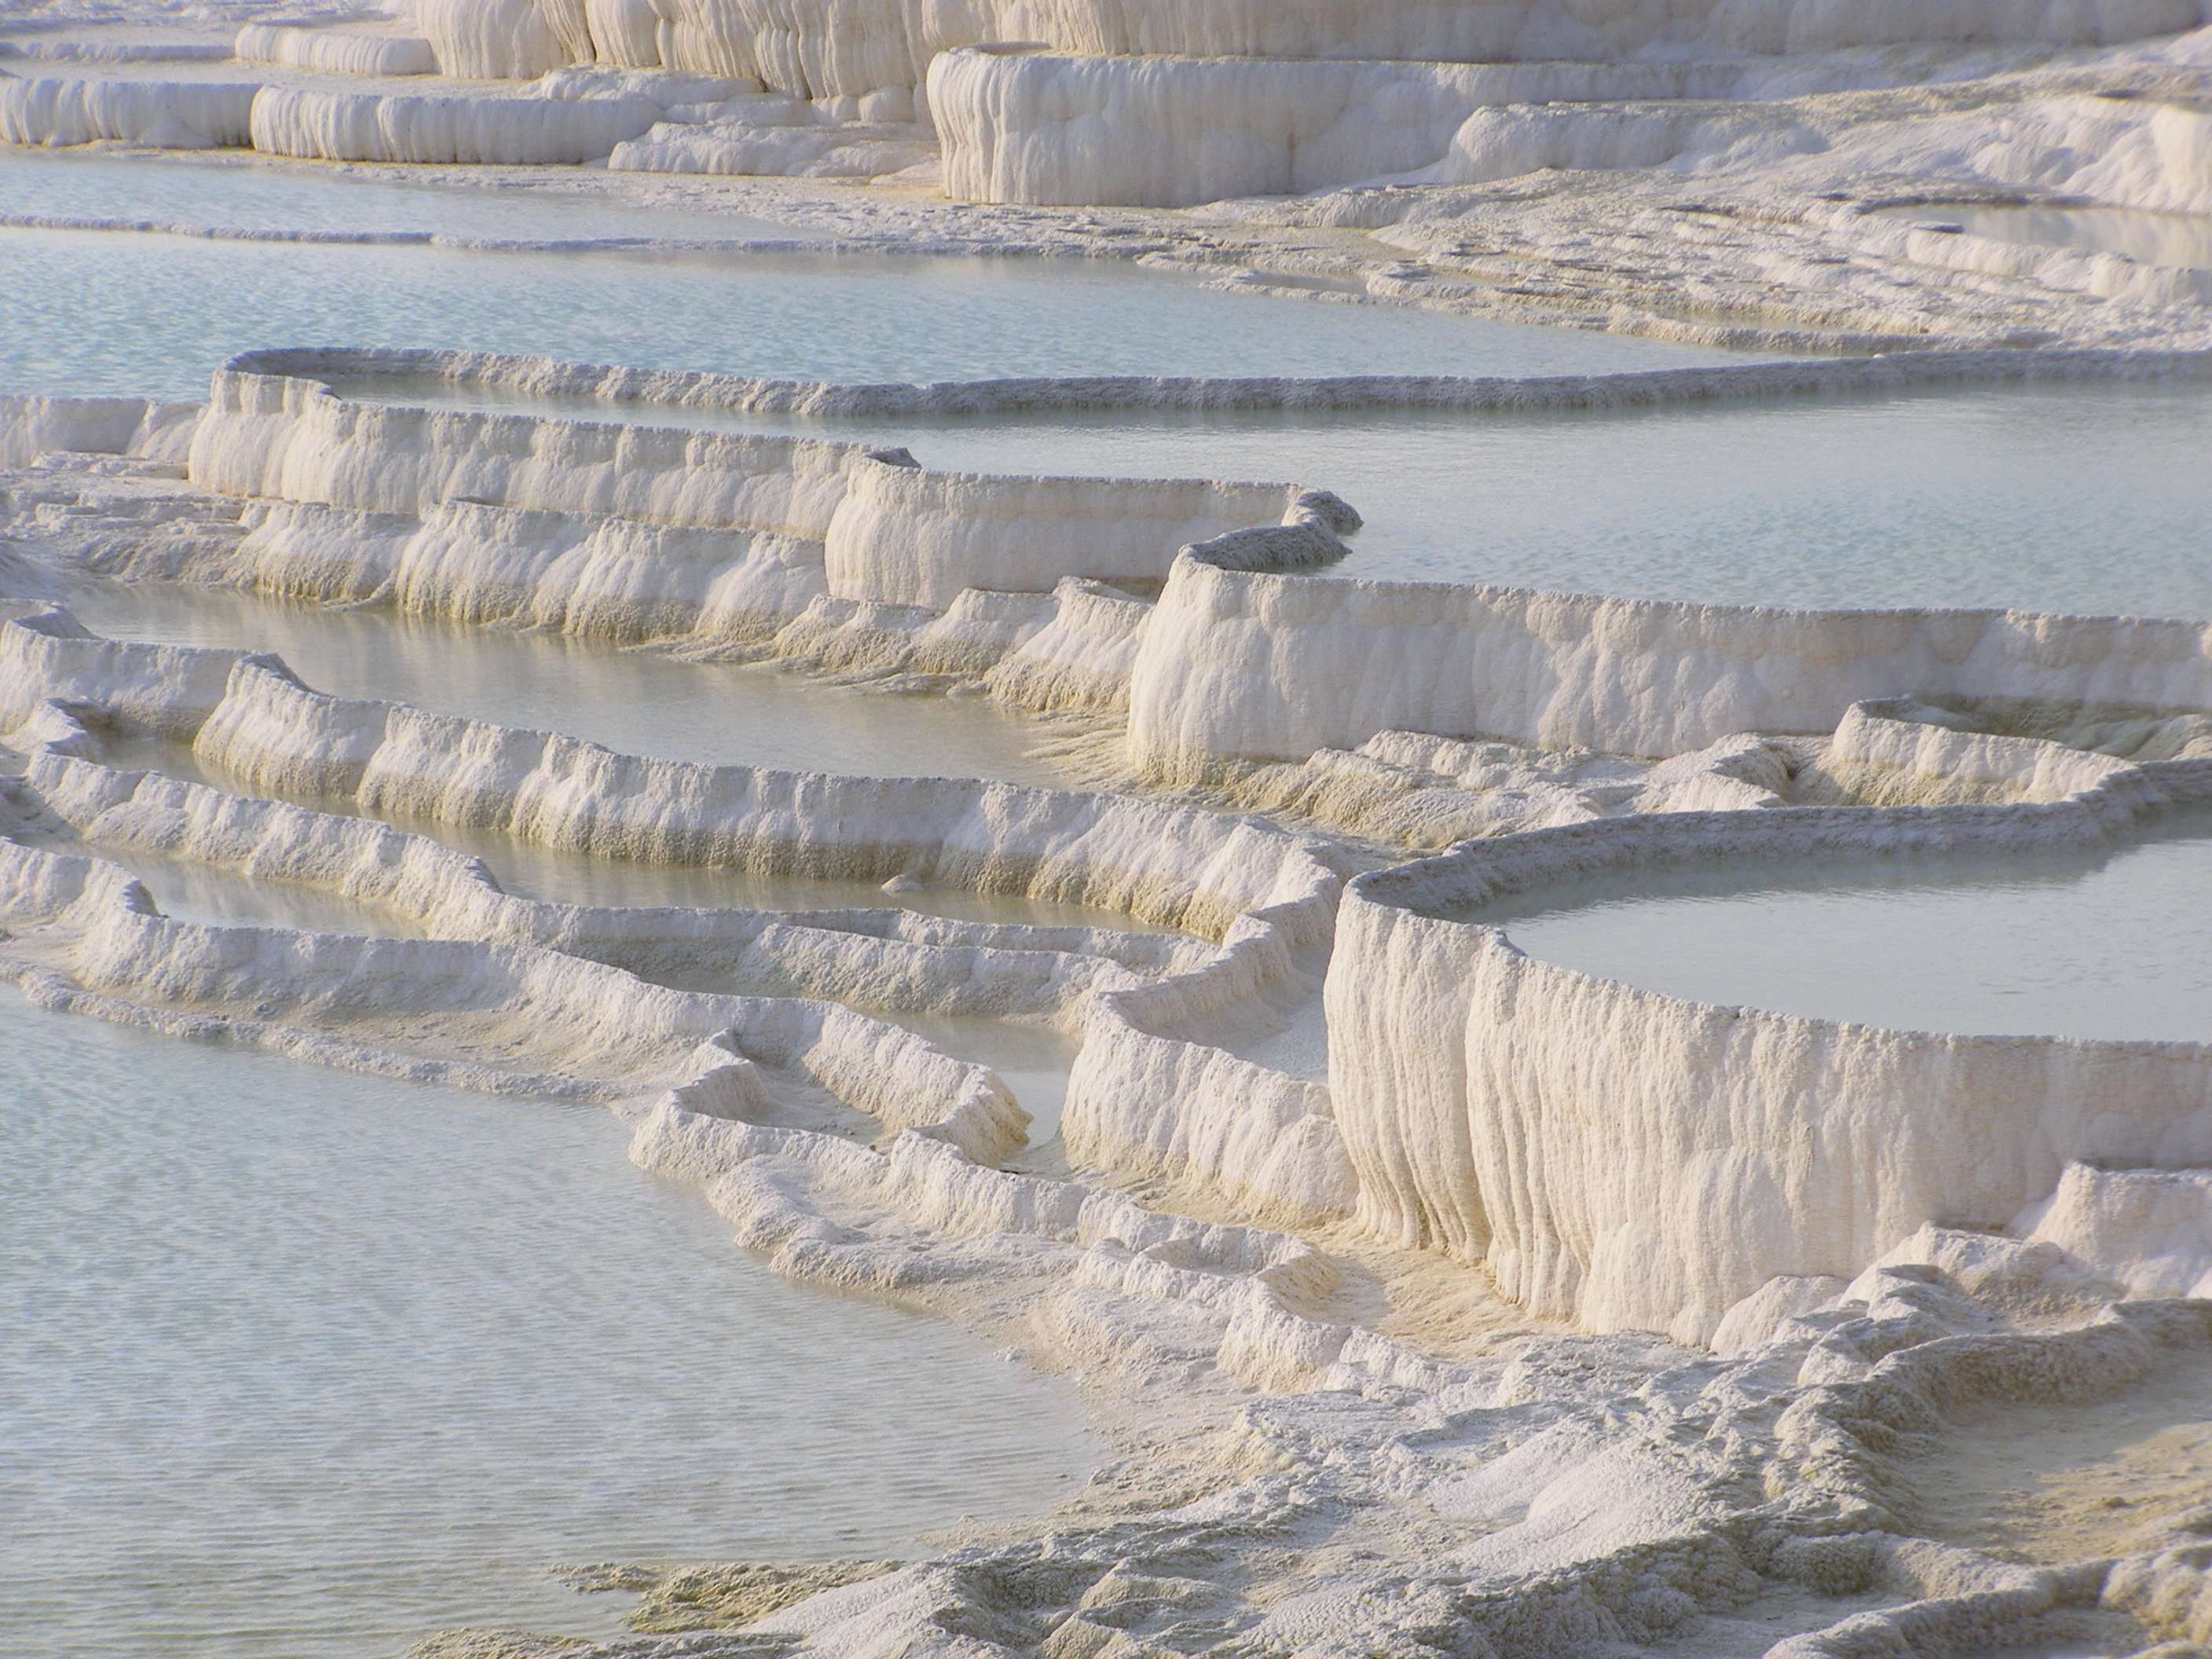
1127, 547, 2212, 777
186, 350, 1334, 616
1331, 761, 2212, 1346
928, 49, 1749, 206
2, 606, 1352, 1218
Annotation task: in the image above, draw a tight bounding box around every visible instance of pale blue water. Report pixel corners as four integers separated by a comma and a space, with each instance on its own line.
0, 151, 1741, 402
0, 991, 1098, 1658
0, 147, 790, 242
63, 581, 1075, 786
15, 151, 2206, 621
1464, 812, 2212, 1042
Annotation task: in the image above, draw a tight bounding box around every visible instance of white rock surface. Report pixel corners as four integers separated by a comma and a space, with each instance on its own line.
2017, 1159, 2212, 1297
187, 352, 1332, 614
1, 602, 1346, 1213
412, 0, 579, 78
233, 22, 440, 75
932, 49, 1754, 206
823, 451, 1317, 610
247, 81, 663, 163
1826, 695, 2144, 802
0, 75, 258, 148
0, 393, 200, 471
1126, 546, 2212, 775
1331, 764, 2212, 1345
609, 114, 935, 177
983, 577, 1154, 712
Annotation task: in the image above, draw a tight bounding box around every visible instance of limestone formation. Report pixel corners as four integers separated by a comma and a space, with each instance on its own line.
5, 0, 2212, 1643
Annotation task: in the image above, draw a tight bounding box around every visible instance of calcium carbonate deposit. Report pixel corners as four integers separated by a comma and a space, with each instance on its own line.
5, 0, 2212, 1654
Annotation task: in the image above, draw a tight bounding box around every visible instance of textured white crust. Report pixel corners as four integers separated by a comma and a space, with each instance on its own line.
0, 603, 1347, 1212
182, 351, 1335, 624
247, 82, 664, 163
1126, 546, 2212, 775
0, 78, 259, 149
409, 0, 2207, 94
232, 24, 441, 77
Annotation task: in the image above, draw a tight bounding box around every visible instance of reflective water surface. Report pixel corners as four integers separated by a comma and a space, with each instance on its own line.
0, 146, 797, 241
0, 152, 1741, 401
16, 152, 2209, 621
63, 581, 1081, 788
1460, 811, 2212, 1042
1871, 202, 2212, 272
0, 991, 1098, 1659
20, 828, 430, 937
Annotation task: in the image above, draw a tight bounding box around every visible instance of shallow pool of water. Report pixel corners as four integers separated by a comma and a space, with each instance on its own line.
0, 991, 1099, 1659
1459, 811, 2212, 1042
345, 375, 2212, 621
64, 580, 1082, 788
885, 1013, 1080, 1150
0, 152, 1745, 402
10, 826, 429, 937
0, 146, 793, 242
1871, 202, 2212, 272
19, 753, 1128, 1148
444, 826, 1173, 933
27, 786, 1119, 1146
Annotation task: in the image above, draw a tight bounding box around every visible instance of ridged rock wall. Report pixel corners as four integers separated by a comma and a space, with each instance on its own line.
823, 456, 1307, 610
1, 606, 1352, 1217
0, 77, 258, 148
212, 496, 831, 642
185, 354, 1330, 617
2018, 1161, 2212, 1299
1126, 548, 2212, 775
0, 829, 1026, 1147
929, 49, 1746, 206
248, 83, 665, 163
1330, 774, 2212, 1346
187, 364, 859, 533
408, 0, 2209, 97
180, 652, 1310, 936
1825, 698, 2141, 803
233, 24, 441, 76
0, 606, 246, 739
0, 394, 201, 471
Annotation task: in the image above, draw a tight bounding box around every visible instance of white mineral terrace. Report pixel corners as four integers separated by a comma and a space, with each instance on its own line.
344, 368, 2212, 617
6, 2, 2212, 1655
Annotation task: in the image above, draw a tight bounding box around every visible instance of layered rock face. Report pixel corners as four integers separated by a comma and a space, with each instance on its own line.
1124, 543, 2212, 777
7, 0, 2212, 1632
171, 348, 1347, 647
407, 0, 2208, 96
1333, 779, 2212, 1348
931, 37, 2212, 207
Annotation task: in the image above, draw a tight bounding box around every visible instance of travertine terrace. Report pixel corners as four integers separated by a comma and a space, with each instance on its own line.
5, 0, 2212, 1654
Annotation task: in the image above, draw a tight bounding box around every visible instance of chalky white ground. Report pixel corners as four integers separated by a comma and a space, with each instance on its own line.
8, 2, 2212, 1656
